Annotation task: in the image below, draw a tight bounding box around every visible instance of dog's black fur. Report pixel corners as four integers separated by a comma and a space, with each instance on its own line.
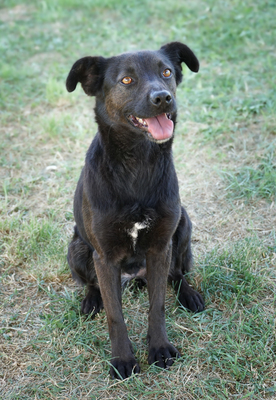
66, 42, 204, 379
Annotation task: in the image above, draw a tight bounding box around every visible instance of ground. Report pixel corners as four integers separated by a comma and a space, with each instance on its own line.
0, 1, 275, 399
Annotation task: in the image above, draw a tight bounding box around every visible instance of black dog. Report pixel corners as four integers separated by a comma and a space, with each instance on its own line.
66, 42, 204, 379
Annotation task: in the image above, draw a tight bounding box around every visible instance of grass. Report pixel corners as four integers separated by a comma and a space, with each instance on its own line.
1, 0, 276, 398
222, 151, 276, 201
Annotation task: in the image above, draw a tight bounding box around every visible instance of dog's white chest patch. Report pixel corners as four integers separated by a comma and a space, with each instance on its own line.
128, 220, 150, 248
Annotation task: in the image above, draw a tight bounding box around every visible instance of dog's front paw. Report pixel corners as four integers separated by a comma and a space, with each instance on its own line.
110, 357, 140, 379
178, 286, 205, 313
148, 343, 180, 369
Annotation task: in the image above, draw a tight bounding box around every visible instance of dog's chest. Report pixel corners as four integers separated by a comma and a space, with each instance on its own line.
127, 219, 151, 249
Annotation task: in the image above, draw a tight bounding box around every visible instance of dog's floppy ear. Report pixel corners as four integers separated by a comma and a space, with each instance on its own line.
66, 56, 107, 96
160, 42, 199, 85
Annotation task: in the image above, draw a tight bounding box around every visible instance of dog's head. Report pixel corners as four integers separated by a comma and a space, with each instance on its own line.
66, 42, 199, 144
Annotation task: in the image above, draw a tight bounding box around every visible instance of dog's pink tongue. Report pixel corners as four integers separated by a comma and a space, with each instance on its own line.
145, 114, 174, 141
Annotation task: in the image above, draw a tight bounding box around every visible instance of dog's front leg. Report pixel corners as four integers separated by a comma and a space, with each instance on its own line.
146, 245, 181, 368
93, 251, 140, 379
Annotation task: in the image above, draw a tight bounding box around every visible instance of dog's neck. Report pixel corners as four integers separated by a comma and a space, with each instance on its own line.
85, 126, 176, 205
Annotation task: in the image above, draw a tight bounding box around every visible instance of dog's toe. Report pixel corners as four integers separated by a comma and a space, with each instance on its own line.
148, 344, 180, 369
178, 288, 205, 312
110, 358, 140, 379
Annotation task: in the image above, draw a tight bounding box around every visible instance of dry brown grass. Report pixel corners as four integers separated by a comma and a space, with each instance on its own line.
1, 0, 276, 397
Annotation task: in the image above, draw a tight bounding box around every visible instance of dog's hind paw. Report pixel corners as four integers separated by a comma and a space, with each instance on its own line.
110, 358, 140, 379
81, 286, 103, 316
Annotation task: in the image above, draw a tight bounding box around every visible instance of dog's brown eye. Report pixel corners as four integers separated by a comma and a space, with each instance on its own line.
121, 77, 133, 85
163, 69, 171, 78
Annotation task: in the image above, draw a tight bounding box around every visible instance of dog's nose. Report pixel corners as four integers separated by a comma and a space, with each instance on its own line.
150, 90, 172, 107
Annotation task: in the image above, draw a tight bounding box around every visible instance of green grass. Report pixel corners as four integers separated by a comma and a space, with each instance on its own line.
222, 151, 276, 201
1, 238, 275, 399
1, 0, 276, 398
201, 238, 271, 304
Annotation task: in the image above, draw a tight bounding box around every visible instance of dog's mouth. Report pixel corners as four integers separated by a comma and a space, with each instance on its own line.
128, 113, 174, 143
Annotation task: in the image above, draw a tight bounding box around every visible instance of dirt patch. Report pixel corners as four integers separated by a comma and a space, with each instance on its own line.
0, 4, 34, 22
173, 120, 276, 259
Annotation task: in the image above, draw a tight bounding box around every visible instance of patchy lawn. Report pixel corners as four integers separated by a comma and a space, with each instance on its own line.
1, 0, 275, 398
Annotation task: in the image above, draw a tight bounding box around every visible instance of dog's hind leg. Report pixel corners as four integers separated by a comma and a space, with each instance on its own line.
67, 227, 103, 316
169, 207, 204, 312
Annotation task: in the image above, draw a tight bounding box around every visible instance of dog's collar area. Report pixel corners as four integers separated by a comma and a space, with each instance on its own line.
127, 113, 174, 143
